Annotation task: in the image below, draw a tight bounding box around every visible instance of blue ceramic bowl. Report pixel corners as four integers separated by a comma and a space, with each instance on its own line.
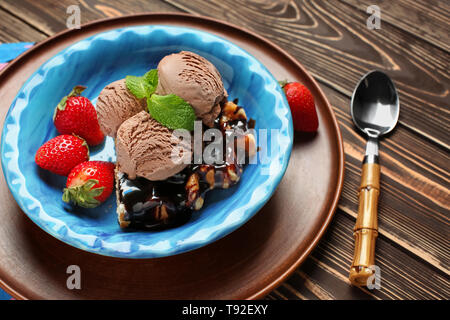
1, 26, 293, 258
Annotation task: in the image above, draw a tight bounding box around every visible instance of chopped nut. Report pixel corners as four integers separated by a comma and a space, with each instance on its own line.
235, 133, 256, 159
223, 101, 238, 114
205, 168, 215, 188
160, 205, 169, 220
228, 167, 239, 182
245, 133, 257, 157
222, 178, 230, 189
235, 107, 247, 120
117, 204, 130, 228
194, 197, 204, 210
186, 173, 199, 199
154, 206, 161, 220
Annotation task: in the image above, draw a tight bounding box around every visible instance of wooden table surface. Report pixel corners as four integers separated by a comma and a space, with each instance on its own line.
0, 0, 448, 300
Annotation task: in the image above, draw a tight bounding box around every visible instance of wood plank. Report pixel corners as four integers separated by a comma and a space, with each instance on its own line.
0, 0, 180, 36
341, 0, 450, 52
294, 212, 450, 299
271, 210, 449, 300
283, 258, 380, 300
165, 0, 450, 148
0, 8, 47, 43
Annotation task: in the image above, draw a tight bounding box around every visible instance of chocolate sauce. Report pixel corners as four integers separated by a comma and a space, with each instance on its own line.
117, 99, 251, 230
117, 172, 191, 230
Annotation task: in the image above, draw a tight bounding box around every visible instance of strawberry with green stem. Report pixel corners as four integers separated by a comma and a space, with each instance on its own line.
63, 161, 115, 208
54, 85, 105, 146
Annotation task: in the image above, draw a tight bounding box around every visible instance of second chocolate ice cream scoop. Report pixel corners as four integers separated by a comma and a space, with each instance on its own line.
155, 51, 227, 127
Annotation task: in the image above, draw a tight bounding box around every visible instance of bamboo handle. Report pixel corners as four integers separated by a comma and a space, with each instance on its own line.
349, 162, 380, 286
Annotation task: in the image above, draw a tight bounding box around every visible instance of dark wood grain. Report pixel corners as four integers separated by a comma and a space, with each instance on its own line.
0, 8, 47, 43
270, 211, 450, 300
165, 0, 450, 149
0, 0, 448, 300
300, 213, 449, 299
0, 0, 179, 36
341, 0, 450, 52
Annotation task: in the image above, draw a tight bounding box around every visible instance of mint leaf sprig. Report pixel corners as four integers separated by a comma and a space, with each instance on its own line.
126, 68, 196, 131
126, 69, 158, 99
147, 94, 196, 131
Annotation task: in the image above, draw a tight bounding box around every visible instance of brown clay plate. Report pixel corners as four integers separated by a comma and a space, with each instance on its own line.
0, 13, 344, 299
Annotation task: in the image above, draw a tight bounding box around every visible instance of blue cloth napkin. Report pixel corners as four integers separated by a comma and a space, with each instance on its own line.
0, 289, 12, 300
0, 42, 34, 300
0, 42, 34, 63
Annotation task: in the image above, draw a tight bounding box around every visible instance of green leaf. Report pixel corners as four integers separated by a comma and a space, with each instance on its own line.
144, 69, 158, 91
126, 69, 158, 99
147, 94, 196, 131
278, 80, 288, 88
125, 75, 150, 99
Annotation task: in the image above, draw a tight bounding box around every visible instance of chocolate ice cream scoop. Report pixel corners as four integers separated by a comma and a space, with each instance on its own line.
96, 79, 146, 138
115, 111, 190, 181
155, 51, 227, 127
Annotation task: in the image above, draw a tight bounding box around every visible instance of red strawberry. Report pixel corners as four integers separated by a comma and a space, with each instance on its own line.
63, 161, 115, 208
54, 85, 104, 146
35, 135, 89, 176
282, 82, 319, 132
